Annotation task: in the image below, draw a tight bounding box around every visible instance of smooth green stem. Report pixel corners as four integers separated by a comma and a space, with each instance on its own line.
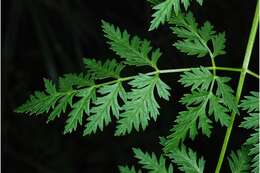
93, 66, 259, 90
214, 1, 259, 172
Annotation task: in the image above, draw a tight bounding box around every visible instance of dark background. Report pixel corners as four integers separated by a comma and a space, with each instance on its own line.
3, 0, 259, 172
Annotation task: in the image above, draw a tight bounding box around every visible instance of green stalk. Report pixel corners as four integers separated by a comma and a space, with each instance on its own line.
214, 0, 259, 172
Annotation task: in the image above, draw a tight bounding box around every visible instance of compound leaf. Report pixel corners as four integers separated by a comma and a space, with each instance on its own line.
178, 67, 213, 91
102, 21, 161, 69
168, 145, 205, 173
149, 0, 204, 30
228, 148, 250, 173
64, 87, 96, 134
83, 58, 125, 79
118, 166, 142, 173
239, 92, 259, 173
115, 74, 170, 136
84, 83, 127, 135
133, 148, 173, 173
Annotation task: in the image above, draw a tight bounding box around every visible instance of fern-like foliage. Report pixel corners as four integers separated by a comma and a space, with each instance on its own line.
228, 147, 250, 173
169, 12, 226, 58
84, 83, 127, 135
115, 74, 170, 136
132, 148, 173, 173
163, 67, 237, 152
239, 92, 259, 173
118, 166, 142, 173
149, 0, 203, 31
102, 20, 162, 69
83, 58, 125, 79
16, 21, 171, 136
168, 144, 205, 173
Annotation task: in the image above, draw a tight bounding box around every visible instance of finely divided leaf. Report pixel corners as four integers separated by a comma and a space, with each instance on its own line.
169, 145, 205, 173
64, 87, 96, 134
16, 79, 64, 115
118, 166, 142, 173
212, 32, 226, 58
102, 21, 161, 69
58, 73, 94, 92
174, 39, 208, 57
133, 148, 173, 173
239, 92, 259, 173
149, 0, 204, 30
84, 83, 127, 135
228, 148, 250, 173
216, 77, 238, 114
179, 67, 213, 91
115, 75, 170, 136
169, 12, 226, 58
208, 95, 230, 127
83, 58, 125, 79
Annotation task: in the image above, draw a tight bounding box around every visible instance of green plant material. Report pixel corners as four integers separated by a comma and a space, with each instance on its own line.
118, 166, 142, 173
168, 144, 205, 173
133, 148, 173, 173
239, 92, 259, 173
216, 77, 238, 114
102, 20, 161, 69
84, 82, 126, 135
58, 73, 94, 92
178, 67, 213, 90
64, 87, 96, 134
163, 67, 235, 152
169, 12, 226, 58
83, 58, 125, 79
115, 74, 170, 136
228, 148, 250, 173
16, 79, 68, 115
149, 0, 203, 30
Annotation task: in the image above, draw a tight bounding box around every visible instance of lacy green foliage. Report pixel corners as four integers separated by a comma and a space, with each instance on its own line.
84, 83, 126, 135
119, 166, 142, 173
102, 20, 161, 69
132, 148, 173, 173
168, 145, 205, 173
239, 92, 259, 173
228, 148, 250, 173
16, 21, 171, 136
163, 67, 237, 152
115, 75, 170, 136
149, 0, 203, 30
169, 12, 226, 58
83, 58, 125, 79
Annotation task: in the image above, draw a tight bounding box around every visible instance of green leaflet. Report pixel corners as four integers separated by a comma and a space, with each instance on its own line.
178, 67, 213, 91
216, 77, 239, 114
102, 21, 161, 69
169, 12, 226, 58
115, 74, 171, 136
118, 166, 142, 173
48, 93, 75, 122
84, 82, 127, 135
64, 87, 96, 134
83, 58, 125, 79
239, 92, 259, 173
208, 95, 230, 127
58, 73, 94, 92
228, 148, 250, 173
15, 79, 65, 115
133, 148, 173, 173
149, 0, 203, 31
164, 67, 234, 152
168, 144, 205, 173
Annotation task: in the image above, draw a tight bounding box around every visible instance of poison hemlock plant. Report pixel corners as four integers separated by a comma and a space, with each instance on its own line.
15, 0, 259, 172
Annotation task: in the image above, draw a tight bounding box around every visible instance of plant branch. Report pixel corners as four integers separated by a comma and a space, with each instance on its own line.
214, 0, 259, 172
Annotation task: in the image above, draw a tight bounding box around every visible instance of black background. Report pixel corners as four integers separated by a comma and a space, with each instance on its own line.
3, 0, 259, 172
